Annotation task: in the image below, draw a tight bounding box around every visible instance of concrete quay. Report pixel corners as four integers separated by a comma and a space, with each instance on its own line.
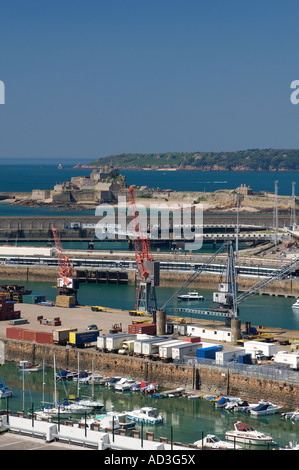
0, 415, 193, 451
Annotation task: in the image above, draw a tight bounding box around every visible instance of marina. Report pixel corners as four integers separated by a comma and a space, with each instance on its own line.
0, 361, 298, 450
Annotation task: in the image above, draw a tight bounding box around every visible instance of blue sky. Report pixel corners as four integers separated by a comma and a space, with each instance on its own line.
0, 0, 299, 161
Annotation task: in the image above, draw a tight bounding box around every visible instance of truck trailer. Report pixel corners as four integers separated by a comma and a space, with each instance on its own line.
105, 334, 136, 353
141, 338, 175, 358
243, 340, 277, 358
133, 336, 160, 356
97, 333, 136, 352
68, 330, 100, 348
52, 328, 78, 345
273, 351, 299, 370
159, 341, 187, 361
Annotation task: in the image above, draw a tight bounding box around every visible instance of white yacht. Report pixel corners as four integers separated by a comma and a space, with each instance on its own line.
225, 421, 276, 446
126, 406, 164, 424
177, 291, 204, 301
292, 298, 299, 309
114, 379, 138, 392
193, 434, 242, 450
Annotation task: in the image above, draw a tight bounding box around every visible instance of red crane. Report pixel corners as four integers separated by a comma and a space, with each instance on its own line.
52, 226, 74, 287
129, 185, 153, 280
129, 186, 159, 313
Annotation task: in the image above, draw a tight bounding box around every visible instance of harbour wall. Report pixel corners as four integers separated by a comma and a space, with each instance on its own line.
3, 339, 299, 409
0, 265, 299, 296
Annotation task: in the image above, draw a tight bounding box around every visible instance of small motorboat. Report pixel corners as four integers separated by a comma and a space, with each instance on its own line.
177, 291, 204, 301
73, 371, 92, 384
292, 298, 299, 309
87, 374, 107, 385
18, 361, 43, 372
106, 377, 123, 388
213, 396, 228, 408
0, 384, 12, 399
225, 421, 276, 446
193, 434, 242, 450
126, 406, 164, 424
56, 369, 78, 381
114, 379, 138, 392
281, 410, 299, 421
250, 401, 282, 416
225, 399, 253, 412
72, 398, 104, 411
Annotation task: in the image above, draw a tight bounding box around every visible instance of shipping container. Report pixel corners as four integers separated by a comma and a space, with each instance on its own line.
172, 342, 201, 361
22, 294, 46, 304
36, 331, 53, 344
68, 330, 100, 347
128, 323, 156, 335
238, 353, 252, 364
196, 346, 223, 360
215, 348, 245, 365
185, 336, 201, 343
6, 327, 23, 340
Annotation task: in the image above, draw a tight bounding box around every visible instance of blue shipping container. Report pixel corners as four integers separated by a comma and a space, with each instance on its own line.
238, 353, 252, 364
196, 346, 222, 359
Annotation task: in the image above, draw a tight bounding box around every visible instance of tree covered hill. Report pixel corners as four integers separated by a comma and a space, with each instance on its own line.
88, 149, 299, 171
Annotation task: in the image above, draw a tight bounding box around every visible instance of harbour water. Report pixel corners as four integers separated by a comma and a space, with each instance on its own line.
0, 361, 298, 450
1, 279, 299, 331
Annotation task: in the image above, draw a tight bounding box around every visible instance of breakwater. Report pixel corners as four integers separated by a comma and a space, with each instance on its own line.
3, 339, 299, 409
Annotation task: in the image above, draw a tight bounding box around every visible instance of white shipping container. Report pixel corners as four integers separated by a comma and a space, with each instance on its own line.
215, 348, 245, 365
171, 342, 201, 361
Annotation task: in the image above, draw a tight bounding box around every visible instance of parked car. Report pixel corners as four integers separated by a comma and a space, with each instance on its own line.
86, 324, 98, 330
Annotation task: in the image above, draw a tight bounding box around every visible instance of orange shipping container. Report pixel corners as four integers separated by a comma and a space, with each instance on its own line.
185, 336, 201, 343
6, 327, 23, 340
